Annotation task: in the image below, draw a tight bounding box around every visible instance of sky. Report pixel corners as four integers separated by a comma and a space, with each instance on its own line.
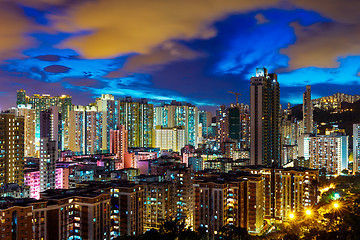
1, 0, 360, 112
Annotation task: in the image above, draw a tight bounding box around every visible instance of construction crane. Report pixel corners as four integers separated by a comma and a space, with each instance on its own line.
228, 91, 242, 105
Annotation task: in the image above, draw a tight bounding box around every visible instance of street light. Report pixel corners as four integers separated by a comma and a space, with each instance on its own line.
333, 202, 339, 209
289, 213, 295, 219
306, 209, 312, 216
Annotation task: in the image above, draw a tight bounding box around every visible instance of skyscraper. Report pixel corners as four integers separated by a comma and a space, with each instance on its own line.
353, 124, 360, 173
118, 97, 153, 148
16, 104, 36, 157
228, 104, 241, 145
96, 94, 117, 151
110, 126, 128, 169
303, 85, 314, 134
16, 89, 27, 106
216, 105, 229, 144
22, 90, 72, 151
250, 68, 280, 166
154, 101, 199, 147
69, 105, 103, 154
40, 106, 62, 156
0, 113, 24, 186
198, 110, 212, 137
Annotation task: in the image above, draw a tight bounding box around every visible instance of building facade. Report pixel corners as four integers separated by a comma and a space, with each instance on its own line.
250, 68, 281, 166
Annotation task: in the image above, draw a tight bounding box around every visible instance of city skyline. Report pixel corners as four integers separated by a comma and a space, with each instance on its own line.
1, 1, 360, 112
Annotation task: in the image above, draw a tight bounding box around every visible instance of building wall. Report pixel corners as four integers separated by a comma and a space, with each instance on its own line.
0, 113, 25, 186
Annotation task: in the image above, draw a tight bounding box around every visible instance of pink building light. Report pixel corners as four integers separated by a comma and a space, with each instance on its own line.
24, 168, 68, 199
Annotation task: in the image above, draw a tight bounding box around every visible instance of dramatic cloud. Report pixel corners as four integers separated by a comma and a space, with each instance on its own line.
35, 55, 61, 62
280, 0, 360, 69
0, 3, 35, 60
52, 0, 280, 58
294, 0, 360, 24
282, 22, 360, 69
123, 42, 204, 72
44, 64, 71, 73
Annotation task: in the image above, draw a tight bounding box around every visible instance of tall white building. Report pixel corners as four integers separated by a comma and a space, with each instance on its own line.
153, 126, 185, 152
299, 133, 348, 175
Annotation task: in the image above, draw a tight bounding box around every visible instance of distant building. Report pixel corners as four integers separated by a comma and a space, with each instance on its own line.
216, 105, 229, 144
154, 101, 199, 147
312, 92, 360, 111
69, 105, 103, 154
23, 90, 72, 150
153, 126, 185, 152
118, 97, 153, 148
303, 85, 314, 134
16, 104, 36, 157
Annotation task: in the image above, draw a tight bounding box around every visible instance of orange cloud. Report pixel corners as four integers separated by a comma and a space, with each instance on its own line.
280, 0, 360, 69
52, 0, 281, 58
124, 42, 204, 72
0, 3, 35, 60
282, 22, 360, 69
294, 0, 360, 24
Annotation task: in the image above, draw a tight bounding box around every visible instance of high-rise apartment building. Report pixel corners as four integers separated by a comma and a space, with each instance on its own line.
110, 126, 128, 169
108, 182, 144, 238
118, 97, 153, 148
281, 118, 300, 165
236, 166, 319, 221
153, 126, 185, 152
312, 92, 360, 111
40, 106, 62, 156
228, 105, 241, 145
96, 94, 117, 151
165, 167, 194, 226
299, 134, 348, 175
194, 172, 264, 234
142, 181, 173, 231
39, 138, 57, 192
199, 110, 212, 137
154, 101, 199, 147
303, 85, 314, 134
0, 113, 24, 186
353, 123, 360, 173
37, 189, 111, 240
0, 198, 33, 239
16, 89, 27, 105
69, 105, 103, 154
216, 105, 229, 144
18, 90, 72, 150
16, 104, 36, 157
250, 68, 281, 166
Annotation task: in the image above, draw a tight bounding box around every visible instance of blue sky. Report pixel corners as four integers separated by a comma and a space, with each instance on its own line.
0, 0, 359, 112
